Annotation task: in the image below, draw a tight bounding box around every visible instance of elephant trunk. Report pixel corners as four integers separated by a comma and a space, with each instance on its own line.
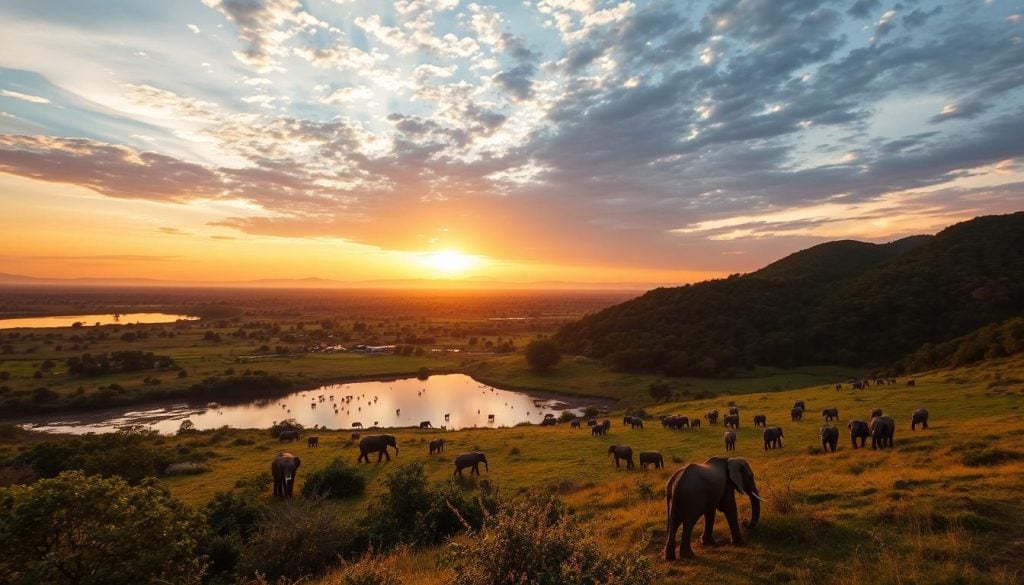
746, 490, 762, 529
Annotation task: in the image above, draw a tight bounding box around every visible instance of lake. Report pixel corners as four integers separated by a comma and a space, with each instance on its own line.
17, 374, 599, 434
0, 313, 197, 329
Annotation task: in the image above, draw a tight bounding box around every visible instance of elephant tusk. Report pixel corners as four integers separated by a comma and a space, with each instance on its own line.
750, 492, 767, 502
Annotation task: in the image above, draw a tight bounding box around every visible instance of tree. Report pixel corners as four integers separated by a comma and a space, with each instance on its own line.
0, 471, 205, 585
648, 380, 672, 402
524, 338, 561, 373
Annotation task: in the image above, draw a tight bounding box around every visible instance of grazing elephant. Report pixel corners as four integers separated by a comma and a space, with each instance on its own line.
540, 417, 557, 426
869, 416, 895, 450
454, 452, 488, 476
724, 430, 736, 451
429, 438, 444, 454
623, 416, 634, 426
419, 421, 432, 429
570, 418, 581, 428
705, 410, 719, 425
690, 419, 701, 429
907, 379, 916, 387
723, 414, 740, 428
639, 451, 664, 470
819, 426, 839, 453
822, 408, 839, 422
678, 416, 690, 429
307, 436, 318, 447
592, 423, 608, 436
911, 408, 929, 430
728, 406, 740, 416
351, 432, 361, 441
357, 434, 398, 463
847, 420, 869, 448
271, 452, 301, 497
762, 427, 784, 451
279, 430, 300, 442
793, 401, 806, 410
753, 414, 767, 427
870, 408, 883, 419
664, 457, 763, 559
608, 444, 635, 469
791, 407, 804, 422
630, 418, 644, 429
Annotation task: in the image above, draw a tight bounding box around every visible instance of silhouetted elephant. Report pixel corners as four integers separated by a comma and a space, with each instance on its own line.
358, 434, 398, 463
540, 417, 557, 426
869, 416, 895, 450
819, 426, 839, 453
847, 420, 869, 448
724, 430, 736, 451
753, 414, 767, 427
454, 451, 488, 476
608, 444, 635, 469
429, 438, 444, 454
911, 408, 929, 430
793, 401, 805, 410
705, 410, 719, 425
271, 452, 300, 497
723, 414, 740, 428
570, 419, 581, 428
592, 424, 607, 436
623, 416, 634, 426
307, 436, 318, 447
351, 422, 363, 429
639, 451, 664, 470
664, 457, 762, 559
762, 427, 783, 451
630, 418, 644, 429
821, 408, 839, 422
791, 407, 804, 422
419, 421, 432, 429
279, 430, 300, 442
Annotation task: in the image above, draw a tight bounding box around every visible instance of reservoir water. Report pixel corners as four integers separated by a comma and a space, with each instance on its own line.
18, 374, 595, 435
0, 313, 196, 329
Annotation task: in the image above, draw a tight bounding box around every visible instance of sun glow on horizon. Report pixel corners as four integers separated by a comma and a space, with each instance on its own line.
419, 250, 478, 276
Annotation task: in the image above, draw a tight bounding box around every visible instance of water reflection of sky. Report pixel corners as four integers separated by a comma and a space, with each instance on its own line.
22, 374, 587, 435
0, 313, 196, 329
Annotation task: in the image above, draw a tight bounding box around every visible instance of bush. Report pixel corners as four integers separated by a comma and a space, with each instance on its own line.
202, 490, 268, 580
328, 552, 404, 585
0, 471, 205, 585
302, 458, 366, 499
442, 493, 657, 585
17, 431, 172, 485
269, 418, 304, 437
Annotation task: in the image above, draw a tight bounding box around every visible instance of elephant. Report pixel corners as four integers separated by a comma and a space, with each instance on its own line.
870, 408, 883, 419
869, 416, 895, 450
540, 417, 557, 426
271, 452, 301, 497
819, 426, 839, 453
724, 430, 736, 451
623, 416, 634, 426
592, 423, 608, 436
911, 408, 929, 430
821, 408, 839, 422
663, 457, 763, 559
630, 418, 644, 429
791, 407, 804, 422
690, 419, 701, 429
728, 406, 740, 416
705, 410, 719, 425
278, 430, 300, 442
420, 421, 433, 429
570, 419, 581, 429
429, 438, 445, 454
723, 414, 740, 428
847, 420, 869, 448
608, 444, 635, 469
762, 427, 784, 451
307, 436, 318, 447
793, 401, 805, 410
454, 452, 488, 476
587, 418, 597, 427
351, 422, 363, 429
357, 434, 398, 463
753, 414, 767, 427
907, 379, 916, 387
639, 451, 664, 470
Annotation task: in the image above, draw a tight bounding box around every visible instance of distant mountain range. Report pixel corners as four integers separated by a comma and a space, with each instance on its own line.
556, 212, 1024, 375
0, 272, 658, 291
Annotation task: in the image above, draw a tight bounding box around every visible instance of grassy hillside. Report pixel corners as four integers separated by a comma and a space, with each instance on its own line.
5, 354, 1023, 584
556, 212, 1024, 376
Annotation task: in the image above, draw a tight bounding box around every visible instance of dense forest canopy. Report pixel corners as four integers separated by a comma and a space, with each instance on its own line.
556, 213, 1024, 376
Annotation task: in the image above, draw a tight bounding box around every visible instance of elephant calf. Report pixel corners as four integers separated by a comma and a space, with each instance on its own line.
762, 427, 783, 451
847, 420, 869, 448
724, 430, 736, 451
429, 438, 444, 454
608, 445, 635, 469
821, 408, 839, 422
454, 452, 488, 476
819, 426, 839, 453
911, 408, 929, 430
639, 451, 664, 470
753, 414, 767, 427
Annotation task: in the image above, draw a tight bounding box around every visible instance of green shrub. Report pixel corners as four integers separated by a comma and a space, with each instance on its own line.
269, 418, 303, 437
301, 458, 366, 499
17, 431, 172, 485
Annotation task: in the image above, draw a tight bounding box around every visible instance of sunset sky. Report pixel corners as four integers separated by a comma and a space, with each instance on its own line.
1, 0, 1022, 286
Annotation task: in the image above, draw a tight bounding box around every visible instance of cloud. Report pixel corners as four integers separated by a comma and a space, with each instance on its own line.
0, 89, 50, 104
187, 23, 201, 34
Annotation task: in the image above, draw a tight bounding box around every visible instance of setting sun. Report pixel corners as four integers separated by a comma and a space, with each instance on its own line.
420, 250, 477, 275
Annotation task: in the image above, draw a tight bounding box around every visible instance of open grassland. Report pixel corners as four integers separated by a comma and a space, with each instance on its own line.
6, 354, 1022, 583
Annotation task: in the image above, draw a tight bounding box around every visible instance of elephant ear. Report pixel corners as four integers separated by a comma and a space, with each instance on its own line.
293, 457, 300, 469
727, 458, 748, 495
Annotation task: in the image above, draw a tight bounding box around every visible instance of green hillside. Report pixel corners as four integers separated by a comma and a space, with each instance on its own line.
556, 213, 1024, 376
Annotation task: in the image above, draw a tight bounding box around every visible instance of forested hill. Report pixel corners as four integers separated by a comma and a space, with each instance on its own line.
555, 212, 1024, 376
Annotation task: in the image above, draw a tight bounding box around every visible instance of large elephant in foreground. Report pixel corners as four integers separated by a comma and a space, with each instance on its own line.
271, 452, 301, 497
664, 457, 763, 559
454, 452, 488, 476
357, 434, 398, 463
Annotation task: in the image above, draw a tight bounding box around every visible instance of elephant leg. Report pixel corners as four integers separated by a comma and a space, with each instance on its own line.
664, 514, 681, 560
384, 450, 391, 462
723, 496, 745, 546
701, 508, 716, 545
678, 516, 698, 558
